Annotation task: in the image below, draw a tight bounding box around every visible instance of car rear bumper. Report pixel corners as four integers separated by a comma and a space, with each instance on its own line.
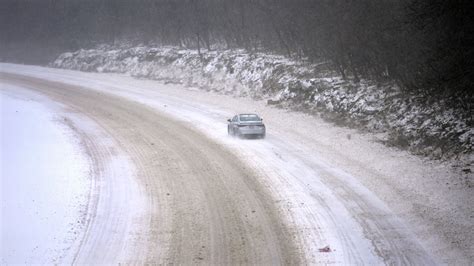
239, 126, 265, 135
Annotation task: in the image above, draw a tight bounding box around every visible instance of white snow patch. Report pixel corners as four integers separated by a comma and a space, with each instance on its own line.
1, 86, 90, 264
0, 82, 147, 264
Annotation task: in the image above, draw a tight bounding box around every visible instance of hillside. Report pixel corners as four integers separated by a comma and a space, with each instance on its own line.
52, 45, 473, 167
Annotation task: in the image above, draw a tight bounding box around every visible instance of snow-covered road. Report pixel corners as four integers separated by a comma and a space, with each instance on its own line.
1, 64, 472, 264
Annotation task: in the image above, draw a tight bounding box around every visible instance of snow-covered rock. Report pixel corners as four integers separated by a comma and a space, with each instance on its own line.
51, 45, 473, 159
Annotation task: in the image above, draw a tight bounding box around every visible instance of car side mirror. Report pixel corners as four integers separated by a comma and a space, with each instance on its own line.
227, 119, 231, 122
261, 118, 263, 121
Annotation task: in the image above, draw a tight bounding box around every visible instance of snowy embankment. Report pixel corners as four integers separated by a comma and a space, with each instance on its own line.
1, 86, 90, 263
51, 45, 472, 161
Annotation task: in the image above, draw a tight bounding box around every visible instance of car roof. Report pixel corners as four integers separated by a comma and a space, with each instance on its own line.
239, 113, 259, 116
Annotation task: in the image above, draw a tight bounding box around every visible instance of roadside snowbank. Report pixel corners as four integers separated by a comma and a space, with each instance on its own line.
51, 45, 472, 160
1, 86, 90, 263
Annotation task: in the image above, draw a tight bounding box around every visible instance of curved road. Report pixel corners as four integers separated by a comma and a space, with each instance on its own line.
1, 74, 300, 264
3, 67, 468, 264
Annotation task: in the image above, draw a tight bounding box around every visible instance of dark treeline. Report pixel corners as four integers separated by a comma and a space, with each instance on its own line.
1, 0, 473, 95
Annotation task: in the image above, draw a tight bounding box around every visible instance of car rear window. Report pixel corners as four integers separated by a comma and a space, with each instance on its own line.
240, 115, 260, 121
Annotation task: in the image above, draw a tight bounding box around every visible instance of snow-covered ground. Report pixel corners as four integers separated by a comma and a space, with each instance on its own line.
1, 63, 471, 264
1, 86, 90, 263
1, 82, 146, 264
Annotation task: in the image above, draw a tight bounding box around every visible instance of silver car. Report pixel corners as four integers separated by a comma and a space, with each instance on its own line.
227, 114, 266, 139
